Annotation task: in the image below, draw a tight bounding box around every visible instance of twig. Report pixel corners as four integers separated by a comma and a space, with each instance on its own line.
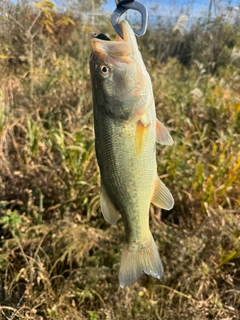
8, 15, 25, 31
224, 289, 240, 294
8, 293, 25, 320
155, 284, 194, 300
28, 11, 42, 34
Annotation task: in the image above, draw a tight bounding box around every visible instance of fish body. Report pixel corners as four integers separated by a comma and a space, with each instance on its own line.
89, 21, 174, 287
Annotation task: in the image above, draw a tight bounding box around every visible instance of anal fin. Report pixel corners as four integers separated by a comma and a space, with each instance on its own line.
151, 177, 174, 210
156, 119, 173, 145
100, 184, 120, 225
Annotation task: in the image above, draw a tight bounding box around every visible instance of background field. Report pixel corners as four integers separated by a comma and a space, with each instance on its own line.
0, 0, 239, 319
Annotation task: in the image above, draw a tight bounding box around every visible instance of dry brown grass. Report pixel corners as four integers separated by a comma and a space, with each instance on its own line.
0, 208, 239, 319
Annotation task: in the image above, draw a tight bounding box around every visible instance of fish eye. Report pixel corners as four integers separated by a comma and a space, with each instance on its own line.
99, 65, 109, 76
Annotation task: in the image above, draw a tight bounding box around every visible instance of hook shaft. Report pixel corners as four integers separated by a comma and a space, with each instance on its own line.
111, 0, 148, 38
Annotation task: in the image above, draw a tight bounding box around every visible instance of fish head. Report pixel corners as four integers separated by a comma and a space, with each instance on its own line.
90, 21, 152, 123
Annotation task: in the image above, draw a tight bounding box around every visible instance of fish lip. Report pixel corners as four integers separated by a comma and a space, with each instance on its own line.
114, 20, 131, 42
91, 20, 132, 47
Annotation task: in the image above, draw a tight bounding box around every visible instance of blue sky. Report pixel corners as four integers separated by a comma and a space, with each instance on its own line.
52, 0, 240, 20
102, 0, 240, 17
103, 0, 210, 16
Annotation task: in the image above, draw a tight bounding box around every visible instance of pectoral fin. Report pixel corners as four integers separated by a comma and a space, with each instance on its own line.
135, 120, 150, 157
156, 119, 173, 145
100, 184, 120, 225
151, 178, 174, 210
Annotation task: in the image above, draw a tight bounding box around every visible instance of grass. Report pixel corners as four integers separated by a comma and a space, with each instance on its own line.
0, 1, 240, 319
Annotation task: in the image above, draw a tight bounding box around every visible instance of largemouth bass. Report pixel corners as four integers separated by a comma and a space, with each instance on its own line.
89, 21, 174, 287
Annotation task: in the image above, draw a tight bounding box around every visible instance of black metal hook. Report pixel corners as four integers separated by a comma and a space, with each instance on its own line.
111, 0, 148, 38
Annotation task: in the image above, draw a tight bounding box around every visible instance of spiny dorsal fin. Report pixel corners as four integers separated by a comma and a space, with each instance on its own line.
156, 119, 173, 145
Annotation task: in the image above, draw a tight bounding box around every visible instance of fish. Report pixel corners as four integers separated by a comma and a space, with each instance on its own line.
89, 20, 174, 288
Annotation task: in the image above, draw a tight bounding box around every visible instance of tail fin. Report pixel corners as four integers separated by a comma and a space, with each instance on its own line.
119, 234, 164, 288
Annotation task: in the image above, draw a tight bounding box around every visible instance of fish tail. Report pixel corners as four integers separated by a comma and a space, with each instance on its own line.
119, 233, 164, 288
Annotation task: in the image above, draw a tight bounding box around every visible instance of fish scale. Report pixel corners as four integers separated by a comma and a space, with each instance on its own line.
94, 104, 156, 243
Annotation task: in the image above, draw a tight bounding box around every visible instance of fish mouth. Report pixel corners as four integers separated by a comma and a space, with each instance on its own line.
90, 21, 137, 56
94, 20, 132, 42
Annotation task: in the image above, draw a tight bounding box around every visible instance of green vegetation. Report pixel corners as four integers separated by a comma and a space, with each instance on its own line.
0, 1, 239, 319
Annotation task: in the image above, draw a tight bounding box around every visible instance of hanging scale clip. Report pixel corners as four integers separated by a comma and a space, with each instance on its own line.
111, 0, 148, 38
